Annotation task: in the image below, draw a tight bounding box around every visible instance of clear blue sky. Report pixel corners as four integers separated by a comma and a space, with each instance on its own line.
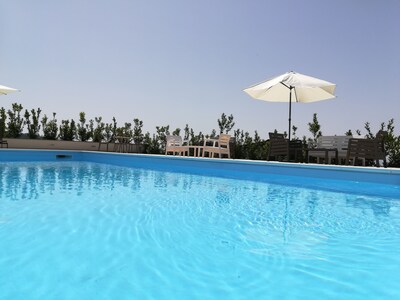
1, 0, 399, 138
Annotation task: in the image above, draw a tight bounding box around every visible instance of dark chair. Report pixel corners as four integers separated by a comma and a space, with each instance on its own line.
268, 133, 288, 161
268, 132, 303, 162
0, 139, 8, 148
289, 139, 304, 162
0, 127, 8, 148
346, 130, 387, 167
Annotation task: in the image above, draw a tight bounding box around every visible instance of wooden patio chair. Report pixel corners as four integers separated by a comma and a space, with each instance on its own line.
267, 133, 288, 161
268, 132, 304, 162
345, 130, 387, 167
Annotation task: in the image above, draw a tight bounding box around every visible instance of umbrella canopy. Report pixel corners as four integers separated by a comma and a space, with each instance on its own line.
243, 71, 336, 140
0, 84, 19, 95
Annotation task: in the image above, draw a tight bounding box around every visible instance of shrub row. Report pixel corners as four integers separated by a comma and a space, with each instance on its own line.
1, 103, 399, 167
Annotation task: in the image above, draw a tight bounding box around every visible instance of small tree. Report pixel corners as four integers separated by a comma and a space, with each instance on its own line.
189, 128, 204, 146
291, 125, 298, 140
156, 125, 170, 152
308, 113, 322, 146
59, 119, 77, 141
143, 132, 160, 154
383, 119, 400, 167
364, 122, 374, 139
116, 122, 133, 138
7, 103, 25, 138
233, 129, 244, 159
172, 128, 181, 136
362, 119, 400, 167
243, 131, 253, 159
104, 117, 117, 142
24, 108, 42, 139
209, 129, 217, 138
217, 113, 235, 134
183, 124, 190, 141
42, 113, 58, 140
132, 118, 144, 144
92, 117, 105, 142
77, 112, 92, 142
88, 119, 94, 140
143, 125, 170, 154
0, 108, 6, 138
110, 117, 118, 138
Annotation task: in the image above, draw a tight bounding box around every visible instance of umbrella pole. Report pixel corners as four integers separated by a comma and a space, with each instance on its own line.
288, 87, 292, 141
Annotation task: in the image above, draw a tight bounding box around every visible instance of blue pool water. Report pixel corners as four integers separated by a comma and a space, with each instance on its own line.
0, 158, 400, 299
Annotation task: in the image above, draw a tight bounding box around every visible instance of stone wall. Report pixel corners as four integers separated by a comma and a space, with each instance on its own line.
2, 138, 143, 153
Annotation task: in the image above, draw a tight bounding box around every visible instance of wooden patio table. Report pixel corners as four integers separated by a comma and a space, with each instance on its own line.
307, 148, 338, 164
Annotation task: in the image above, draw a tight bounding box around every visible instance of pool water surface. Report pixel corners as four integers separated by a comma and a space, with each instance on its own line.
0, 161, 399, 300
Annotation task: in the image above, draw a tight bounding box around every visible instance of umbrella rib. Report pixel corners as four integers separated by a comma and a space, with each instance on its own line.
293, 88, 299, 103
280, 82, 291, 89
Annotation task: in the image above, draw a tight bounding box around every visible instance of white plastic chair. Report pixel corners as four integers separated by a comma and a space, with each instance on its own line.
202, 134, 231, 159
165, 135, 189, 156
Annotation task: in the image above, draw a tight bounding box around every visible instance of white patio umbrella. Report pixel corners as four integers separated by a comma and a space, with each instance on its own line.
243, 71, 336, 140
0, 84, 19, 95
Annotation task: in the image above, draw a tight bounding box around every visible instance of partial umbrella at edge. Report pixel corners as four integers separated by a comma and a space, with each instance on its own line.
0, 85, 19, 95
243, 71, 336, 140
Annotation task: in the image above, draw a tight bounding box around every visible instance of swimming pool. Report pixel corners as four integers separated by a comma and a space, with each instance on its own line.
1, 150, 399, 300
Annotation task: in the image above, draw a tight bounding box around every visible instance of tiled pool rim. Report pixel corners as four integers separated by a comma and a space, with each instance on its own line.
1, 149, 399, 187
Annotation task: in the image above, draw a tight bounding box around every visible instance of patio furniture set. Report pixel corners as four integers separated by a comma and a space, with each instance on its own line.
97, 133, 232, 159
165, 134, 231, 159
268, 130, 387, 167
98, 136, 141, 153
165, 130, 387, 167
